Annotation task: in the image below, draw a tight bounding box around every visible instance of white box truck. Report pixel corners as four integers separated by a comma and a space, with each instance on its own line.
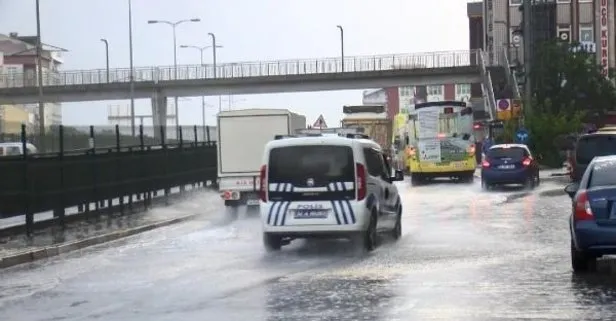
217, 108, 306, 215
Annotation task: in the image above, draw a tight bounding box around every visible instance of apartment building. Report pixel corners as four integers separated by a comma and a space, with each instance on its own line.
470, 0, 615, 75
0, 32, 64, 130
363, 84, 473, 116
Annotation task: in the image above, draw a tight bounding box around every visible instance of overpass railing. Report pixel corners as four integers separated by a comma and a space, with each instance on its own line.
0, 50, 482, 88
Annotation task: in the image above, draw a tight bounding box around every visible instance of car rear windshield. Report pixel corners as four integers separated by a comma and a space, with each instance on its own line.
268, 145, 355, 186
487, 147, 527, 160
576, 135, 616, 165
589, 160, 616, 188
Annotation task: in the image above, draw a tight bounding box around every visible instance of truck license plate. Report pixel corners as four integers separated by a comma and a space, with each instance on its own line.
246, 199, 260, 206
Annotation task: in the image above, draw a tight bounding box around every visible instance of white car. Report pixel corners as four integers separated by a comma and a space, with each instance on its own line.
258, 133, 404, 252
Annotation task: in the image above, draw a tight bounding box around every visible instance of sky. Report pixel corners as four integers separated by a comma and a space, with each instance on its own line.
0, 0, 469, 127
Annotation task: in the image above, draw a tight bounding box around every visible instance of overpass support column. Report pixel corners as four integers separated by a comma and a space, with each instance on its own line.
151, 94, 168, 140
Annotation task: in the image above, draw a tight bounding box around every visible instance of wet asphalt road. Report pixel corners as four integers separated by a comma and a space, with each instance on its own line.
2, 178, 616, 320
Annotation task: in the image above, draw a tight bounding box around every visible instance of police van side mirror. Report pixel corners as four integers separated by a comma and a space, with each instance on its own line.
391, 170, 404, 181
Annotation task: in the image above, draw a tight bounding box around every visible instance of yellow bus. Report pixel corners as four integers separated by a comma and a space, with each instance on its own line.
405, 101, 477, 185
392, 113, 409, 172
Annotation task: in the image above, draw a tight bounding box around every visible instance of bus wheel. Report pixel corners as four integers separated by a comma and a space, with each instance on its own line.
459, 173, 474, 183
410, 174, 423, 186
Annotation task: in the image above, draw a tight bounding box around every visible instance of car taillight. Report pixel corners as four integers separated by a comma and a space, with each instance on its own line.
574, 191, 594, 221
259, 165, 267, 202
356, 163, 367, 201
522, 157, 532, 166
481, 160, 490, 168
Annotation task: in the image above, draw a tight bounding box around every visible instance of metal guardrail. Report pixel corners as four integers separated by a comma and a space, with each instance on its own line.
0, 50, 481, 88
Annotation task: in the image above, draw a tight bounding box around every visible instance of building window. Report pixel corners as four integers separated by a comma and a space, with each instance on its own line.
578, 0, 592, 3
5, 66, 20, 74
557, 25, 571, 43
509, 0, 522, 5
456, 84, 471, 96
399, 86, 414, 97
427, 85, 443, 96
579, 24, 594, 42
556, 0, 570, 3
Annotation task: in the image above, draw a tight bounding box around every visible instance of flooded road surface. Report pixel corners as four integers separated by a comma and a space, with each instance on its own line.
1, 179, 615, 320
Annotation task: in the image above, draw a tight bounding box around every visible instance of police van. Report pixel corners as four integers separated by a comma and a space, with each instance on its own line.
259, 133, 405, 252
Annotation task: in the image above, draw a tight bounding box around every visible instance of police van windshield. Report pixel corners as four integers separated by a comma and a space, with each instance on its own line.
268, 145, 355, 186
576, 135, 616, 165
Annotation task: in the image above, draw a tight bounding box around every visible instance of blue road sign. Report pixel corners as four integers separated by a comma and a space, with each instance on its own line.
515, 128, 529, 143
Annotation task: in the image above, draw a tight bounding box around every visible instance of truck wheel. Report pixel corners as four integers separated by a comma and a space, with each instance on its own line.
263, 233, 282, 252
224, 200, 240, 221
245, 206, 259, 216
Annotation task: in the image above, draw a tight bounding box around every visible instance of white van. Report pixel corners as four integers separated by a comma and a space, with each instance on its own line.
0, 142, 38, 156
259, 133, 404, 252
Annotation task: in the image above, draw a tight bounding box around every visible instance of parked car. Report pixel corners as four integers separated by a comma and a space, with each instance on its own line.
480, 144, 540, 190
566, 155, 616, 273
569, 130, 616, 182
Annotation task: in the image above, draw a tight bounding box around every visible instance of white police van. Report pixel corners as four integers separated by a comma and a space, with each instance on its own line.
259, 133, 404, 252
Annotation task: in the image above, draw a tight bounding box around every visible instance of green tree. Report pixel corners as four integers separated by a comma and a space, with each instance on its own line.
530, 40, 616, 117
521, 40, 616, 167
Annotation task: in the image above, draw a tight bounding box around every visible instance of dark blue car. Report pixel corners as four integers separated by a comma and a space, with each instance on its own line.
566, 155, 616, 273
480, 144, 540, 190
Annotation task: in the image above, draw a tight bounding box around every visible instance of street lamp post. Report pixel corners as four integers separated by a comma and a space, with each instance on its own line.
100, 38, 109, 82
522, 0, 533, 113
336, 25, 344, 72
180, 44, 222, 137
148, 18, 200, 138
207, 32, 223, 113
35, 0, 45, 137
128, 0, 136, 136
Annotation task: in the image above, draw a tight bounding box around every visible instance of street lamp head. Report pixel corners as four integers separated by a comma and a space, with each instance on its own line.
190, 18, 201, 22
179, 45, 189, 48
147, 20, 159, 24
208, 32, 215, 37
337, 25, 343, 29
100, 38, 107, 42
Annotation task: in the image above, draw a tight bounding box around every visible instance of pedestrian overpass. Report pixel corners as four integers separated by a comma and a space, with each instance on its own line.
0, 49, 506, 126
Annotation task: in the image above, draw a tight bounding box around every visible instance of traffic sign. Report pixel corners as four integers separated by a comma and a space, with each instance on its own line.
515, 127, 529, 143
497, 99, 510, 111
312, 115, 328, 129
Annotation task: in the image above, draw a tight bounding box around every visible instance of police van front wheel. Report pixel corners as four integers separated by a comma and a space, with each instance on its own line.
391, 207, 402, 241
263, 233, 282, 252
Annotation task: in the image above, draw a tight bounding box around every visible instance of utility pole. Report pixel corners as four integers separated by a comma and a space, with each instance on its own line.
523, 0, 533, 112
